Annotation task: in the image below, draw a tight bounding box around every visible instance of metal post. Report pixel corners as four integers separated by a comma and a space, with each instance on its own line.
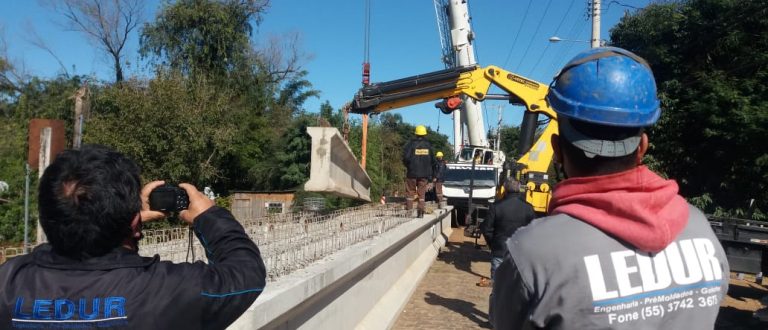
23, 164, 30, 253
591, 0, 601, 48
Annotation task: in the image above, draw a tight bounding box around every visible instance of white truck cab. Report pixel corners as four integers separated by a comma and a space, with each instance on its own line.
442, 163, 499, 225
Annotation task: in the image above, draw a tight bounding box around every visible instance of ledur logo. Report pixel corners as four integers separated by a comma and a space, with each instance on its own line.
583, 238, 723, 301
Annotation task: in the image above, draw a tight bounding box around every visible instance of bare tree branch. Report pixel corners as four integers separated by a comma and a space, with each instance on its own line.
23, 21, 70, 77
0, 26, 26, 95
258, 31, 312, 84
42, 0, 144, 82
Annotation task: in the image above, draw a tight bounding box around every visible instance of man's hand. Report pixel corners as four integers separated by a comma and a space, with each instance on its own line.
178, 183, 215, 225
140, 180, 168, 222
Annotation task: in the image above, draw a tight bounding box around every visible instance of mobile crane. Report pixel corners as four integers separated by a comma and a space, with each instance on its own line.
349, 64, 558, 213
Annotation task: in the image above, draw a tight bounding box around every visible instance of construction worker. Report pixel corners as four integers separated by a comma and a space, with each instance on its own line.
480, 179, 534, 283
402, 125, 436, 218
433, 151, 447, 207
491, 47, 729, 329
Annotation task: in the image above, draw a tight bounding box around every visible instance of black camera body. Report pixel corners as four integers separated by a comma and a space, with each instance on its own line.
149, 184, 189, 212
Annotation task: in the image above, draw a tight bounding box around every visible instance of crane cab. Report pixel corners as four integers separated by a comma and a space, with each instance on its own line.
456, 146, 506, 167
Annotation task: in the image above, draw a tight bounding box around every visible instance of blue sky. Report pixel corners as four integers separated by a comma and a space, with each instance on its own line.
0, 0, 651, 142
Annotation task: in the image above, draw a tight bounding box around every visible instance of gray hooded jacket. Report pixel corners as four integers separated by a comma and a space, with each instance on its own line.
491, 206, 729, 329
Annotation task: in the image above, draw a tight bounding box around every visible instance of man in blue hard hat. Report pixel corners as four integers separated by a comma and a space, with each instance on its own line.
490, 47, 729, 329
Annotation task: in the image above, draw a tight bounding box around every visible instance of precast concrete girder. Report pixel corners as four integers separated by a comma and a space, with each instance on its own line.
304, 127, 372, 201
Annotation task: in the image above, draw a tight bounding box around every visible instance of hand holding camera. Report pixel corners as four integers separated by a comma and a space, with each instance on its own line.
142, 182, 214, 225
178, 183, 215, 225
149, 184, 190, 212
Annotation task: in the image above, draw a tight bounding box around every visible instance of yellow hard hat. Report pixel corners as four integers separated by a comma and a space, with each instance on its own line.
415, 125, 427, 136
436, 151, 444, 158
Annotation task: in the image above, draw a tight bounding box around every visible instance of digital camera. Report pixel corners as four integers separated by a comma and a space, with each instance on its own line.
149, 184, 189, 212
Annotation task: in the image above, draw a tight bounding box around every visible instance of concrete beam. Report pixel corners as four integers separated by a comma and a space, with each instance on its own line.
229, 207, 454, 329
304, 127, 372, 202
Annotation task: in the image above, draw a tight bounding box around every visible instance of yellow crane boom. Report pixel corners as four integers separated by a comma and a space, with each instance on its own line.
349, 65, 558, 213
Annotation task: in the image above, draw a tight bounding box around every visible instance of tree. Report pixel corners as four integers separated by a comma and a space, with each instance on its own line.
86, 73, 238, 187
44, 0, 144, 82
610, 0, 768, 216
140, 0, 268, 78
497, 125, 521, 158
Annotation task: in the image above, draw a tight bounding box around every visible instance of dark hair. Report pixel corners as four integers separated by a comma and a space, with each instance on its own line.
559, 119, 643, 177
38, 144, 142, 259
503, 179, 521, 194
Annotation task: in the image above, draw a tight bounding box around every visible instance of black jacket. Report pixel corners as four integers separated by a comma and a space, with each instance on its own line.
402, 137, 436, 178
481, 194, 535, 257
433, 160, 448, 182
0, 206, 266, 330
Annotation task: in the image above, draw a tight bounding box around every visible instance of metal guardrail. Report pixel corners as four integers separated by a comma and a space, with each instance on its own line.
0, 204, 419, 280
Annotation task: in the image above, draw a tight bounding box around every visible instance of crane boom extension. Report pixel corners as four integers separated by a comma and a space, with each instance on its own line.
349, 65, 558, 213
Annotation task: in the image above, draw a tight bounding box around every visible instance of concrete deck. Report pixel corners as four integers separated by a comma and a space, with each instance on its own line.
393, 227, 492, 330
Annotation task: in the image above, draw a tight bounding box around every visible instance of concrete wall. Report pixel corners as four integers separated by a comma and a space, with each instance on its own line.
230, 207, 453, 329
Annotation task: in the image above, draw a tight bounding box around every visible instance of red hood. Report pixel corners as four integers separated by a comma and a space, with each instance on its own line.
549, 166, 688, 253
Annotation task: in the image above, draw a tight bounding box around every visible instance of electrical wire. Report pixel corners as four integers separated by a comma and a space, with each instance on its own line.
363, 0, 371, 65
527, 0, 578, 76
515, 0, 554, 72
502, 0, 534, 67
546, 16, 589, 77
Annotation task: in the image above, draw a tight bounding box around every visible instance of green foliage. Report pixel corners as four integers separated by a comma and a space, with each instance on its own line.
0, 75, 83, 243
86, 72, 238, 187
140, 0, 268, 78
0, 118, 36, 243
496, 125, 521, 158
611, 0, 768, 217
0, 0, 455, 245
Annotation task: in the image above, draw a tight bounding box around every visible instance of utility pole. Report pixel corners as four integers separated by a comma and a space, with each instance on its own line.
495, 105, 503, 151
591, 0, 601, 48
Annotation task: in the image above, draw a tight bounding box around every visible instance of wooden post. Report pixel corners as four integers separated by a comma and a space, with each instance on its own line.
72, 85, 89, 149
36, 128, 52, 244
361, 114, 368, 169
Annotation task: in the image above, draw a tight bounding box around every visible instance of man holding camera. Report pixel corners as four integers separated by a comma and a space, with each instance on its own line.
0, 145, 266, 329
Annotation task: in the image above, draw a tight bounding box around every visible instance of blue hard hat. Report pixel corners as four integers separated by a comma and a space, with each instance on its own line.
546, 47, 660, 127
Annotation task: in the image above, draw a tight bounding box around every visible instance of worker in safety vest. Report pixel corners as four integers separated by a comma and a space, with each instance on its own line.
402, 125, 436, 218
491, 47, 729, 329
433, 151, 447, 207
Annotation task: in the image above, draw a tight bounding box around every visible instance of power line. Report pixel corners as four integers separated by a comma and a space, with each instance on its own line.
527, 0, 578, 76
546, 7, 590, 77
515, 0, 554, 72
502, 0, 534, 67
547, 19, 590, 75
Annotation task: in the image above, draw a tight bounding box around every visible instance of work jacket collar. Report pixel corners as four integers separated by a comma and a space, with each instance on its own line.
32, 243, 159, 271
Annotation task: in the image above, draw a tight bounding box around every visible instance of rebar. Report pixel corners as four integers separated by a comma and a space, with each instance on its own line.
0, 204, 423, 281
139, 203, 416, 280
